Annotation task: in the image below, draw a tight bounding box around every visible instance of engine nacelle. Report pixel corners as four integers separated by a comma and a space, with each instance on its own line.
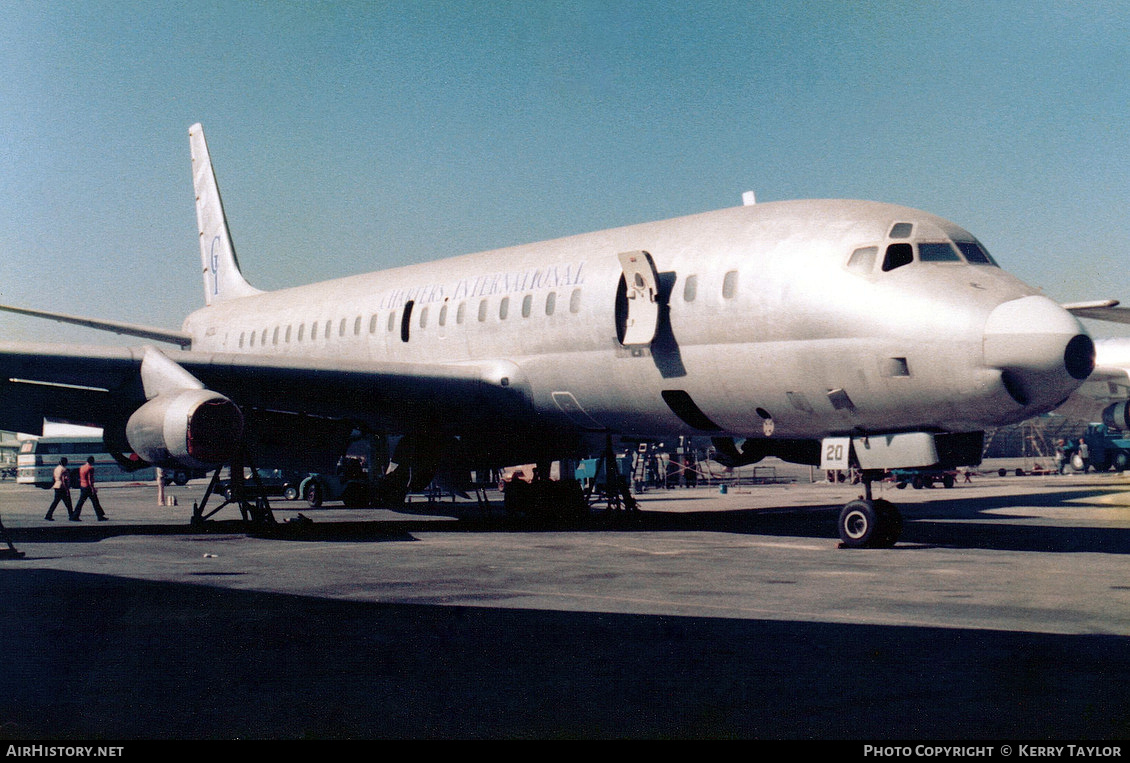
125, 389, 243, 469
1103, 402, 1130, 431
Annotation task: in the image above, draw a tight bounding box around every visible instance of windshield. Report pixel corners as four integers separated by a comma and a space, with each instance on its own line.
954, 240, 998, 266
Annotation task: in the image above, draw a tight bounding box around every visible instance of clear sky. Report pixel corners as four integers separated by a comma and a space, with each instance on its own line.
2, 1, 1129, 343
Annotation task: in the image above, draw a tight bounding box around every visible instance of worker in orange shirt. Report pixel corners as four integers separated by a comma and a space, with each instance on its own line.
72, 456, 108, 521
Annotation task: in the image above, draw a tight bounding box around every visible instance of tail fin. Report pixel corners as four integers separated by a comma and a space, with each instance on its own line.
189, 123, 262, 306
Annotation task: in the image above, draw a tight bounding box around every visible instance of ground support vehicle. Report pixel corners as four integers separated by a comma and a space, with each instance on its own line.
891, 468, 958, 489
1064, 423, 1130, 472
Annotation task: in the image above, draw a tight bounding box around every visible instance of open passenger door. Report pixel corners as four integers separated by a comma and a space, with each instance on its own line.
617, 250, 660, 347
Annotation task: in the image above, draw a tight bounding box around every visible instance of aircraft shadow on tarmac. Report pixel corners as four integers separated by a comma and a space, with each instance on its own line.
0, 566, 1128, 740
8, 485, 1130, 555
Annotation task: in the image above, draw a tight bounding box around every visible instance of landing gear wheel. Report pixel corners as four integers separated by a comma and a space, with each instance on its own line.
872, 498, 902, 547
838, 498, 901, 549
304, 482, 323, 508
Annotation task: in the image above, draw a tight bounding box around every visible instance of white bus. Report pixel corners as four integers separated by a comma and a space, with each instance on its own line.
16, 436, 196, 488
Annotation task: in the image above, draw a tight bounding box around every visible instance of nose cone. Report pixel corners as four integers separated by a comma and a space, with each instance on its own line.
983, 295, 1095, 409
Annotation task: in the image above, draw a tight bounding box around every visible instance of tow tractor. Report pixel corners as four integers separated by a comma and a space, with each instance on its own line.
890, 468, 958, 489
1064, 423, 1130, 472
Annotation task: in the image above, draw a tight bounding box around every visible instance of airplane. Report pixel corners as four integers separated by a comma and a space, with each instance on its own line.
0, 123, 1098, 548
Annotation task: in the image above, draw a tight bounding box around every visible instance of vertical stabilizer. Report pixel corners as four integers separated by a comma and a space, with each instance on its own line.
189, 123, 262, 305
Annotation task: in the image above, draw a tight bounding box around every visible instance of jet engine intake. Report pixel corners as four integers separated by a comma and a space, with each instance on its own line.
125, 389, 243, 469
1103, 402, 1130, 431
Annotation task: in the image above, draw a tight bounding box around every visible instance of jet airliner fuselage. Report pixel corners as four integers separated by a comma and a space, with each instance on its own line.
183, 197, 1090, 447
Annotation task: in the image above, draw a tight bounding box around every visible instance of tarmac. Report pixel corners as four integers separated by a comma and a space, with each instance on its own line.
1, 460, 1130, 740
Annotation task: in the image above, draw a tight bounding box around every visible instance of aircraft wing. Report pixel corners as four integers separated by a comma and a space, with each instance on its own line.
1063, 300, 1130, 325
0, 342, 528, 437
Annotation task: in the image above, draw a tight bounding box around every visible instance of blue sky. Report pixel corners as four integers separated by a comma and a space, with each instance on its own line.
2, 1, 1129, 343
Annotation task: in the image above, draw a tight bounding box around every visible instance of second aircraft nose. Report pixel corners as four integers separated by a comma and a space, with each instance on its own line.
983, 295, 1094, 409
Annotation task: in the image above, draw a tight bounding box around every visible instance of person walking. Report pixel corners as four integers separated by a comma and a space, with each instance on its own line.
73, 456, 107, 521
44, 457, 73, 521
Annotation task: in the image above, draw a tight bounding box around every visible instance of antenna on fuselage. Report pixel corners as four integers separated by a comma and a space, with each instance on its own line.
741, 191, 756, 206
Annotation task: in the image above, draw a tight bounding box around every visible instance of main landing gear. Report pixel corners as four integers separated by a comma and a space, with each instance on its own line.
837, 471, 902, 549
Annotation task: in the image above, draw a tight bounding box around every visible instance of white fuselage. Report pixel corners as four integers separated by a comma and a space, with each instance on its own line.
181, 199, 1087, 442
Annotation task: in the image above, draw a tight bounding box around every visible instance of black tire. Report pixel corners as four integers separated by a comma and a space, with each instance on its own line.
912, 475, 924, 489
283, 486, 299, 501
838, 499, 881, 548
1115, 452, 1129, 472
943, 474, 955, 489
173, 471, 189, 486
873, 498, 903, 547
304, 482, 323, 508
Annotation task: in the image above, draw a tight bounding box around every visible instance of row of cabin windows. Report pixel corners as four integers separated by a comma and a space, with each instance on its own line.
234, 269, 744, 350
681, 270, 738, 303
237, 287, 584, 349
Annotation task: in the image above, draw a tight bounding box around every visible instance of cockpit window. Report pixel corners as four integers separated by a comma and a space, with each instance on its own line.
847, 246, 878, 273
889, 222, 913, 238
882, 243, 914, 271
954, 240, 998, 267
918, 242, 961, 262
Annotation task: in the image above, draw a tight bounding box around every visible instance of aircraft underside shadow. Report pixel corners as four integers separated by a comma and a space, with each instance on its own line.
1, 568, 1128, 739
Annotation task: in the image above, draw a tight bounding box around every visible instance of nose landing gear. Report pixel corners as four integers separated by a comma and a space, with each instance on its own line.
838, 472, 902, 549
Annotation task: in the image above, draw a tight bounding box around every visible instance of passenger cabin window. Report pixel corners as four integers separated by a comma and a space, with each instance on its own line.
570, 288, 581, 314
545, 292, 556, 315
889, 222, 913, 238
369, 315, 378, 333
955, 240, 999, 266
419, 306, 428, 328
722, 270, 738, 299
683, 275, 698, 302
456, 302, 466, 324
522, 294, 532, 318
882, 243, 914, 271
847, 246, 878, 273
354, 316, 362, 335
438, 304, 447, 326
478, 299, 488, 322
918, 242, 961, 262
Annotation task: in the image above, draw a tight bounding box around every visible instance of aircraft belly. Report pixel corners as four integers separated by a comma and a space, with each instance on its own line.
522, 334, 1002, 440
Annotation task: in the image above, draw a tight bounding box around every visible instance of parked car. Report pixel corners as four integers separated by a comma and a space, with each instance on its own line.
217, 468, 302, 501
